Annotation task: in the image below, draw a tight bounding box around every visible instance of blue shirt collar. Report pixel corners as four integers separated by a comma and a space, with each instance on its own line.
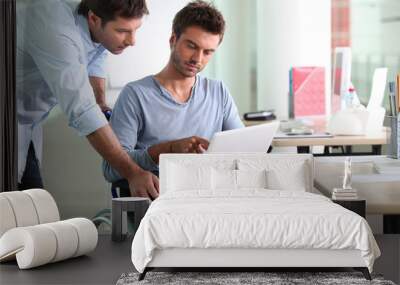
75, 12, 105, 52
151, 75, 199, 106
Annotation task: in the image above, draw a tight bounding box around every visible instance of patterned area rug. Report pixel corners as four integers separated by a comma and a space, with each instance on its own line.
116, 271, 396, 285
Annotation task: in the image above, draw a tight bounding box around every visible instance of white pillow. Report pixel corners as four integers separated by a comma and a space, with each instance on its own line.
266, 164, 307, 191
238, 158, 309, 191
167, 163, 212, 192
211, 169, 268, 190
212, 169, 236, 190
236, 169, 268, 189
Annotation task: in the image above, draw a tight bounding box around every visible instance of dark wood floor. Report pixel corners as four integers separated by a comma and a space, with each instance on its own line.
0, 235, 134, 285
1, 234, 398, 285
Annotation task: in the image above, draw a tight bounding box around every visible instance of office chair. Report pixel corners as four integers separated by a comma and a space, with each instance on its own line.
111, 179, 130, 198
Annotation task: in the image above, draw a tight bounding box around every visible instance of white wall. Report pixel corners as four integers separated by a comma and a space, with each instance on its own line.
351, 0, 400, 103
381, 0, 400, 84
205, 0, 255, 114
381, 0, 400, 55
351, 0, 381, 55
351, 0, 400, 56
256, 0, 331, 118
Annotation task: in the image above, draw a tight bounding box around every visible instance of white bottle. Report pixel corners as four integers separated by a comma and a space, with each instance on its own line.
345, 87, 355, 109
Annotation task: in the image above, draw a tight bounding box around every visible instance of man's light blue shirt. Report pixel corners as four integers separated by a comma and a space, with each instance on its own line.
103, 75, 244, 182
16, 0, 108, 180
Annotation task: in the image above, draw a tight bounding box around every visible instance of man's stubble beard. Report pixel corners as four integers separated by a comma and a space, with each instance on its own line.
171, 49, 202, 78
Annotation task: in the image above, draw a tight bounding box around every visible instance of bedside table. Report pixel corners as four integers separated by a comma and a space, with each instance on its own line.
112, 197, 150, 242
332, 199, 366, 218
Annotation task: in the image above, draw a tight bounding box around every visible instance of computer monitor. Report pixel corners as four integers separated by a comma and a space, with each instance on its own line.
332, 47, 352, 112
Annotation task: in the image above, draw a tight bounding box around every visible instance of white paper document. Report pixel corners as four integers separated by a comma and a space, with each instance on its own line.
367, 68, 388, 110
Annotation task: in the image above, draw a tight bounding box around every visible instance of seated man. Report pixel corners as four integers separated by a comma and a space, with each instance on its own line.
103, 0, 243, 186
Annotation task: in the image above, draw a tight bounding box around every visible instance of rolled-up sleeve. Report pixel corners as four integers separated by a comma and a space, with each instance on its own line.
25, 1, 107, 137
102, 85, 158, 182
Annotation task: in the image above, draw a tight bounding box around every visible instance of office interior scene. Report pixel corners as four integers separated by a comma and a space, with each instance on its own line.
1, 0, 399, 284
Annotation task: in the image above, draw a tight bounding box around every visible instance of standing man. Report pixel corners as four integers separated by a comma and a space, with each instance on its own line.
17, 0, 159, 198
103, 0, 243, 181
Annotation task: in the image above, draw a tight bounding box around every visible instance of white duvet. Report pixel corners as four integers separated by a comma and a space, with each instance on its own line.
131, 190, 380, 273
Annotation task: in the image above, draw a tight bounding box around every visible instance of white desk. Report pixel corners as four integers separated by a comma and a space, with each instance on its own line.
244, 119, 388, 155
273, 132, 387, 149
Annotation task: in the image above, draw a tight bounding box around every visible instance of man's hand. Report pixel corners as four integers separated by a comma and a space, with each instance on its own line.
128, 169, 159, 199
87, 125, 159, 199
170, 136, 209, 153
148, 136, 209, 164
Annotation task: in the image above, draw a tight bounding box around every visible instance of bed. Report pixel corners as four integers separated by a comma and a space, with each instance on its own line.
131, 153, 380, 280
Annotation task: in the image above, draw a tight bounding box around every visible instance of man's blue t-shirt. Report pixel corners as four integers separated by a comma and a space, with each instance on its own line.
103, 75, 244, 181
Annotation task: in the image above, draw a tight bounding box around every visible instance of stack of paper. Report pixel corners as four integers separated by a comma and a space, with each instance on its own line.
332, 188, 358, 200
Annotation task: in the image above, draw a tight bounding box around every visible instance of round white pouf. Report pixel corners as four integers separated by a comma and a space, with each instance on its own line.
65, 218, 98, 257
24, 189, 60, 223
0, 226, 57, 269
42, 221, 79, 262
0, 218, 98, 269
0, 192, 39, 227
0, 196, 17, 237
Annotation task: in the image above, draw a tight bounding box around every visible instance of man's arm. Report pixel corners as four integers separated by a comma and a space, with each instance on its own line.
87, 125, 159, 199
89, 76, 111, 112
103, 135, 209, 181
147, 136, 209, 164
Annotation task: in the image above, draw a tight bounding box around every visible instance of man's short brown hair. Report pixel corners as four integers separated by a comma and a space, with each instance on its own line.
78, 0, 149, 25
172, 0, 225, 42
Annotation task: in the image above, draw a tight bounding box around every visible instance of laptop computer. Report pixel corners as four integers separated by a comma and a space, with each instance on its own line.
206, 121, 280, 153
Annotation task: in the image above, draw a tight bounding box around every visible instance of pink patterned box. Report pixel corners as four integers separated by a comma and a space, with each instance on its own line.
290, 67, 325, 117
